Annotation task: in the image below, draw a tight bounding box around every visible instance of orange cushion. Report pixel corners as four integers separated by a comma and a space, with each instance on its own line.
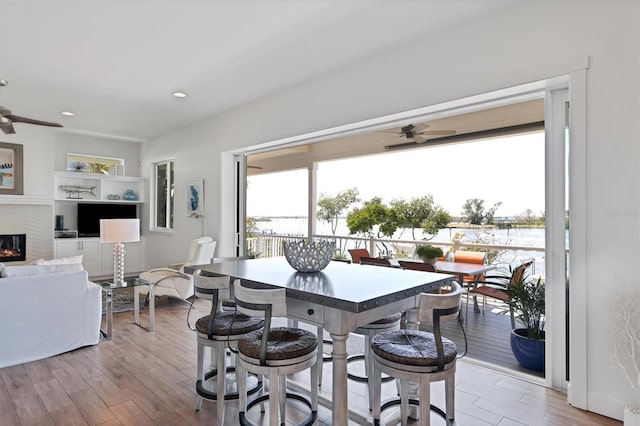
454, 251, 486, 282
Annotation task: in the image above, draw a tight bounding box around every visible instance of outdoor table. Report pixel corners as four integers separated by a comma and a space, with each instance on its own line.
390, 258, 496, 313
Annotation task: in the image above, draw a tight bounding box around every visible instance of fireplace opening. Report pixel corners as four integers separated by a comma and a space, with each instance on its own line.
0, 234, 26, 262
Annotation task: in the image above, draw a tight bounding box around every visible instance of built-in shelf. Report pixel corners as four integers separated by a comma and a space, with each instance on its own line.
54, 171, 144, 203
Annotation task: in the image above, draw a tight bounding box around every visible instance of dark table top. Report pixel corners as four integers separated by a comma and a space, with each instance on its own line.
189, 257, 454, 313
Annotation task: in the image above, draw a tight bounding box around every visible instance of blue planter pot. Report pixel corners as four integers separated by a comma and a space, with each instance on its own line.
510, 328, 545, 372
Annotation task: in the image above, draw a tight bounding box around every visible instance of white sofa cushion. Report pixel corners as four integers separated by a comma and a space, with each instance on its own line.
1, 263, 84, 278
33, 255, 83, 266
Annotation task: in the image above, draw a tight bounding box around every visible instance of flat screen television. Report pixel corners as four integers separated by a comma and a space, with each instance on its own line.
77, 203, 138, 237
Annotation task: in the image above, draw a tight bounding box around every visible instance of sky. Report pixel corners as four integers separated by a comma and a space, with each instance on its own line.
247, 131, 545, 218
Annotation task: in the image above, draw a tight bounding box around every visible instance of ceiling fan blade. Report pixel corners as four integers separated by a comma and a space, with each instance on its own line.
6, 114, 63, 128
420, 130, 457, 136
413, 135, 427, 143
0, 121, 16, 134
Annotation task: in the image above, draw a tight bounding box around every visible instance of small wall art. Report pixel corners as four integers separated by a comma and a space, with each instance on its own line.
186, 179, 204, 218
0, 142, 23, 195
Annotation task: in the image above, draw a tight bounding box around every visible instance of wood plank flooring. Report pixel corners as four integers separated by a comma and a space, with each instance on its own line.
0, 297, 621, 425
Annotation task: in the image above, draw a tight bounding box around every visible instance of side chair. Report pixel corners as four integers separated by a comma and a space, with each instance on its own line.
359, 256, 392, 266
466, 259, 534, 328
139, 236, 217, 301
348, 248, 371, 264
398, 260, 437, 272
453, 250, 487, 286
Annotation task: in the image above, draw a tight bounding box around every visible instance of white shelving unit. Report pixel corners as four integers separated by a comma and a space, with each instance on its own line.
53, 171, 146, 277
54, 171, 144, 203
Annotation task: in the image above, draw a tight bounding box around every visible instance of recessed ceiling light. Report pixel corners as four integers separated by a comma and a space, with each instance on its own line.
173, 91, 187, 98
61, 111, 75, 116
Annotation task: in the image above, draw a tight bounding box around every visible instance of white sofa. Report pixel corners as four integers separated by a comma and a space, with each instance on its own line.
0, 263, 102, 368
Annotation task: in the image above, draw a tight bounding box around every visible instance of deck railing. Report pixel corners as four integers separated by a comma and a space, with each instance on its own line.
247, 233, 547, 273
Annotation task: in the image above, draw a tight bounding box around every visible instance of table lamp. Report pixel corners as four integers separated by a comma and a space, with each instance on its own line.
100, 218, 140, 287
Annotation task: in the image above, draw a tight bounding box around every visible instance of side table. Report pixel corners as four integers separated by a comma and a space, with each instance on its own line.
99, 277, 155, 340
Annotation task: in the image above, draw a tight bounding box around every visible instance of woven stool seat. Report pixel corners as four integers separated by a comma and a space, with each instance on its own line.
239, 327, 317, 361
195, 312, 264, 337
372, 329, 457, 367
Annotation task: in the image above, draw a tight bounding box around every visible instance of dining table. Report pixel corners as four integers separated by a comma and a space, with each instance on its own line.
390, 258, 496, 313
189, 256, 454, 426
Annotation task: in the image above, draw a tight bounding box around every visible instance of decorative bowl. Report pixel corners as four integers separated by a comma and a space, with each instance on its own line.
283, 240, 335, 273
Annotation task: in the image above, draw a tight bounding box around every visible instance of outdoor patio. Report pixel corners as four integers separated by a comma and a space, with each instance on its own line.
441, 295, 545, 379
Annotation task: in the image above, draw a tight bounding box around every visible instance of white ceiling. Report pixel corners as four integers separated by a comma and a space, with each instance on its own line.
0, 0, 518, 141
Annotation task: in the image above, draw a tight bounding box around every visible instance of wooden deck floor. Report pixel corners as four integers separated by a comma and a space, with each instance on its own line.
0, 296, 619, 425
441, 295, 545, 379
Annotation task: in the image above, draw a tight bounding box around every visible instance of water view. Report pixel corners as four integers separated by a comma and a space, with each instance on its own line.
252, 217, 552, 273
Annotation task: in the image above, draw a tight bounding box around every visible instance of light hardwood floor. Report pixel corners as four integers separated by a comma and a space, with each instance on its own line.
0, 297, 621, 425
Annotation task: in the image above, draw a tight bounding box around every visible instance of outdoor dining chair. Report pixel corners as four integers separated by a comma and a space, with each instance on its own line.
348, 248, 371, 264
466, 259, 534, 328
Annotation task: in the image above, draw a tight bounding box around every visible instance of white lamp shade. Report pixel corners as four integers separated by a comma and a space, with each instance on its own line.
100, 218, 140, 243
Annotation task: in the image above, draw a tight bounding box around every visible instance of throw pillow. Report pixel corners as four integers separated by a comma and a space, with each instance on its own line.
33, 255, 83, 266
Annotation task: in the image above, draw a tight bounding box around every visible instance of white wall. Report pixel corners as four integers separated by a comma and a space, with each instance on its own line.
141, 1, 640, 420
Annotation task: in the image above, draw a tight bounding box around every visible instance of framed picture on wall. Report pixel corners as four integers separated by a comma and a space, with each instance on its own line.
0, 142, 23, 195
186, 179, 204, 217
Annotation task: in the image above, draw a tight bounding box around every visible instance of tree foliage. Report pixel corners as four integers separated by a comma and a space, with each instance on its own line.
485, 201, 503, 225
246, 217, 259, 237
347, 195, 451, 241
317, 188, 360, 235
462, 198, 502, 225
346, 197, 394, 237
390, 196, 452, 240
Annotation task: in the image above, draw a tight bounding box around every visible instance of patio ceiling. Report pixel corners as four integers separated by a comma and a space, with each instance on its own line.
247, 98, 544, 175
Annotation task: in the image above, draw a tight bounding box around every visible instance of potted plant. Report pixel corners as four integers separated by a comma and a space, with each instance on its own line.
506, 274, 545, 372
415, 245, 443, 265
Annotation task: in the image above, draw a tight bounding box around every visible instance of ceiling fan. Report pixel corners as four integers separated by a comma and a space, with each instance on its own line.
378, 123, 456, 144
0, 80, 63, 134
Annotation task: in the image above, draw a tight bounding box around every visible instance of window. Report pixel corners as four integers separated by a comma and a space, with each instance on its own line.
66, 153, 124, 175
152, 160, 174, 231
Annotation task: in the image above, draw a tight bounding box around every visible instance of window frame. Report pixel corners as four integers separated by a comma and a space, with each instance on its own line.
150, 159, 174, 233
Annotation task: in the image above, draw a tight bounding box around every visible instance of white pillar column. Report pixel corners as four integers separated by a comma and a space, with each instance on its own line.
308, 162, 318, 241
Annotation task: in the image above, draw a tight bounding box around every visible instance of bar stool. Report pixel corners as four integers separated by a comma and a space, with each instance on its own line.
347, 313, 402, 410
371, 281, 463, 426
193, 270, 264, 425
234, 280, 318, 426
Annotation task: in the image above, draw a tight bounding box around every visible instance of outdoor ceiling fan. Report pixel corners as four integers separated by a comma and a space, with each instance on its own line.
378, 123, 456, 143
0, 80, 63, 134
